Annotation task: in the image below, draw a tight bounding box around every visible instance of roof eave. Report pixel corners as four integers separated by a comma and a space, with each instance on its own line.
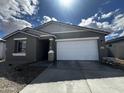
35, 21, 111, 35
106, 36, 124, 43
3, 29, 56, 40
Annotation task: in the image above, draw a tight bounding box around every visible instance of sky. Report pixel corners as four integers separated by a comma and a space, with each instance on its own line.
0, 0, 124, 39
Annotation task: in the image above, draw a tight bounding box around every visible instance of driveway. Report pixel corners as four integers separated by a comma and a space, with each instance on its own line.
20, 61, 124, 93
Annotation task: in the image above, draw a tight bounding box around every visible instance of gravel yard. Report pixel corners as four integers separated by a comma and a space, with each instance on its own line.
0, 61, 47, 93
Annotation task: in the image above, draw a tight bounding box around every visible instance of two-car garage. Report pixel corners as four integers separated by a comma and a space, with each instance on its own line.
56, 37, 99, 61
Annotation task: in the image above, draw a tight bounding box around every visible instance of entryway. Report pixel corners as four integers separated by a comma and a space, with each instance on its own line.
37, 39, 49, 61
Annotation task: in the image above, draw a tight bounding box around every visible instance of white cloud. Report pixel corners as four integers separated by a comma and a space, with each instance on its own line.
102, 0, 111, 5
112, 14, 124, 31
0, 0, 38, 18
101, 12, 113, 19
0, 17, 32, 33
79, 9, 124, 40
97, 22, 112, 31
79, 16, 112, 31
79, 17, 96, 27
0, 0, 39, 34
120, 31, 124, 37
99, 9, 119, 20
41, 16, 58, 24
79, 9, 124, 32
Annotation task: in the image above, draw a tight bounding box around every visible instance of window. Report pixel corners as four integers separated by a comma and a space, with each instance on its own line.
108, 44, 112, 47
14, 40, 27, 53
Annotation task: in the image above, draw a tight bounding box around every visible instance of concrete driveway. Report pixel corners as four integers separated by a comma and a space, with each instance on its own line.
20, 61, 124, 93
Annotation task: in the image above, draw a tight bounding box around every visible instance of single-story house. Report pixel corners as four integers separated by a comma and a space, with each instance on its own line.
3, 21, 109, 66
106, 36, 124, 59
0, 38, 6, 60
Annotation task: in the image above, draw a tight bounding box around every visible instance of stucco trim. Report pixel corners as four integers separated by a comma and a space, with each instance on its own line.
12, 53, 26, 56
52, 30, 86, 34
21, 32, 56, 38
40, 34, 56, 38
56, 37, 99, 42
13, 38, 27, 40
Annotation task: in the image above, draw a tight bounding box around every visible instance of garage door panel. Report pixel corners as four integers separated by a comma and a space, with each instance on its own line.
57, 39, 99, 60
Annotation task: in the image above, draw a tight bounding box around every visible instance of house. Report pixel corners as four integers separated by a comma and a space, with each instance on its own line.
0, 38, 6, 60
106, 36, 124, 59
3, 28, 55, 66
3, 21, 109, 66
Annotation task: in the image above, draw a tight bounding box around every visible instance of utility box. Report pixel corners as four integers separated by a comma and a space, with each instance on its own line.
48, 50, 55, 62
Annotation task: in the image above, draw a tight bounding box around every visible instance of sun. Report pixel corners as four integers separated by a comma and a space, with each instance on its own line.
59, 0, 74, 8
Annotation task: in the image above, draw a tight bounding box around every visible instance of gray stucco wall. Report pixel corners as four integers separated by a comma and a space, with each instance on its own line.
54, 31, 105, 39
106, 41, 124, 59
5, 32, 37, 65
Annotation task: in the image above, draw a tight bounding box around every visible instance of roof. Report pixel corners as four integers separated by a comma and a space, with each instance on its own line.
23, 28, 56, 38
35, 21, 110, 35
3, 21, 110, 40
106, 36, 124, 43
0, 38, 5, 42
3, 27, 56, 40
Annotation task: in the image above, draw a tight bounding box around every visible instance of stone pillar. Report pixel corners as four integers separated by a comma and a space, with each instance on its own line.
48, 38, 55, 62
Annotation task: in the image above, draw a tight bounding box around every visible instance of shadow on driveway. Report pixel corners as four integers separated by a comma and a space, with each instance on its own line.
29, 61, 124, 84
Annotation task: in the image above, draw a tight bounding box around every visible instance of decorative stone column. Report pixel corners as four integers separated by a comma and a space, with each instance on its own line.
48, 38, 55, 62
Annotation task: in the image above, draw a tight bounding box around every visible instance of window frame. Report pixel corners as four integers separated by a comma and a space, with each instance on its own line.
13, 38, 27, 56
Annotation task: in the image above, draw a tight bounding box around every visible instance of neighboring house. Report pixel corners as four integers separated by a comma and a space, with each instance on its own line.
0, 38, 6, 60
106, 36, 124, 59
3, 21, 109, 66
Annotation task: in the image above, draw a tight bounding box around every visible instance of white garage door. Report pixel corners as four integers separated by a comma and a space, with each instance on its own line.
56, 37, 99, 61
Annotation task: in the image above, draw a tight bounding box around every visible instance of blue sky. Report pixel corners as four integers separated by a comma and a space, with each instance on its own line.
35, 0, 124, 24
0, 0, 124, 39
25, 0, 124, 26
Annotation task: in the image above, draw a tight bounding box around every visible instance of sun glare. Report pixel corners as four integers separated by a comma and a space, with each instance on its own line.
59, 0, 74, 8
